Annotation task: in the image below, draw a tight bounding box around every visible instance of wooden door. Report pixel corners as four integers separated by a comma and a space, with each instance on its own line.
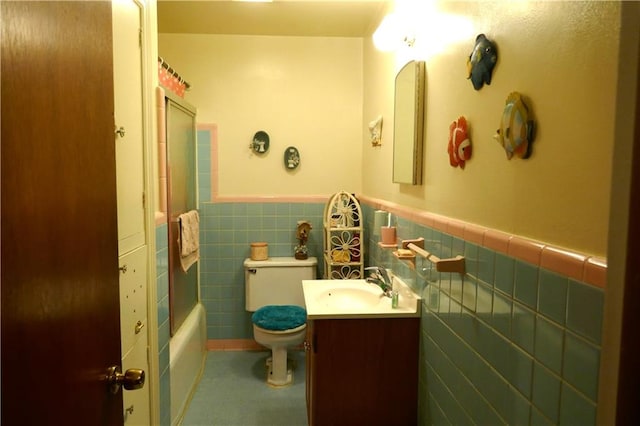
1, 2, 123, 425
615, 17, 640, 422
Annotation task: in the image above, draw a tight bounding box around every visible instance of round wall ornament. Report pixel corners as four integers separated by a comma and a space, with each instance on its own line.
284, 146, 300, 170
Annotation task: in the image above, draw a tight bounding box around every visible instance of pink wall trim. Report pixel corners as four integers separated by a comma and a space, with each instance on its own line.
583, 257, 607, 289
463, 223, 487, 245
483, 229, 511, 253
212, 194, 330, 203
508, 237, 545, 265
187, 126, 607, 288
155, 211, 167, 226
359, 195, 607, 289
207, 339, 264, 351
540, 246, 588, 282
207, 339, 305, 352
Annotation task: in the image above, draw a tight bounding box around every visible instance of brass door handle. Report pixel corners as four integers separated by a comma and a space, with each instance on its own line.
106, 365, 145, 394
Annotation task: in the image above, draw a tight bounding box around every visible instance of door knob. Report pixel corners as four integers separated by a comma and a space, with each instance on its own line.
106, 365, 145, 394
115, 126, 126, 137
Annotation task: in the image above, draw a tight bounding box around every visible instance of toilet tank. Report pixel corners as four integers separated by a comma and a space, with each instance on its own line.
244, 256, 317, 311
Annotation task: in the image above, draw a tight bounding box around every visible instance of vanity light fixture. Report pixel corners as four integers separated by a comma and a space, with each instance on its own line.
373, 13, 416, 52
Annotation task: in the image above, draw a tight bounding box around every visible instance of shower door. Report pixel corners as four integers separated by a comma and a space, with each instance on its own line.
166, 92, 198, 335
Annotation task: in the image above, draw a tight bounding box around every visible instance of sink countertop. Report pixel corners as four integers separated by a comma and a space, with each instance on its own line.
302, 278, 422, 319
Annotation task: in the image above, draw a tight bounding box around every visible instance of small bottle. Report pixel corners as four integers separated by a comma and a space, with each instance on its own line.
388, 273, 399, 308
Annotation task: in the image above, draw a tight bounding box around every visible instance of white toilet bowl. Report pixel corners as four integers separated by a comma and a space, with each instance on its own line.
244, 256, 317, 386
253, 323, 307, 386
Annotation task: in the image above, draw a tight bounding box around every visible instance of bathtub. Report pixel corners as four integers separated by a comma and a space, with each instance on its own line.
170, 303, 207, 426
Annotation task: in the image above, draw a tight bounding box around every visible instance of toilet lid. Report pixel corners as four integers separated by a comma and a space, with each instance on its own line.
251, 305, 306, 331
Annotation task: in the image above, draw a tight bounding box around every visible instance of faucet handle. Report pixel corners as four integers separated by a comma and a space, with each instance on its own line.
365, 276, 384, 286
377, 267, 391, 284
364, 266, 391, 285
364, 266, 383, 279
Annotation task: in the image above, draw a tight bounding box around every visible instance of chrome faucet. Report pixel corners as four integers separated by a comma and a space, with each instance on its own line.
364, 266, 393, 297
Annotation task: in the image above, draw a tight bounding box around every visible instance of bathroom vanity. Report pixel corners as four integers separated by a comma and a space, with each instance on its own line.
305, 317, 419, 425
302, 279, 421, 425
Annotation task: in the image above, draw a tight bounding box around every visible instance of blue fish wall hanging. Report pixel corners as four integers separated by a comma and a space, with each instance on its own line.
494, 92, 536, 159
467, 34, 498, 90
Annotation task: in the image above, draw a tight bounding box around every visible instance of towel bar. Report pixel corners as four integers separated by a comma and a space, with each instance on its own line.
397, 238, 465, 274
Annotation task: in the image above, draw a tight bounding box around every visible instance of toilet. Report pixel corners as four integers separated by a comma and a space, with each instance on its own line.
244, 256, 317, 386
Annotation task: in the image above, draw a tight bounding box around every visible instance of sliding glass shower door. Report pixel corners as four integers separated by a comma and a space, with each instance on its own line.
165, 93, 198, 335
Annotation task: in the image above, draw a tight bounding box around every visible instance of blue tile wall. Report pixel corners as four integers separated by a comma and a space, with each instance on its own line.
538, 269, 568, 326
362, 204, 604, 426
199, 200, 326, 339
155, 224, 171, 426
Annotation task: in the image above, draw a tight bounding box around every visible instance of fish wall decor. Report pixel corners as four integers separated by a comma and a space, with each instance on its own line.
467, 34, 498, 90
494, 92, 536, 159
447, 116, 472, 168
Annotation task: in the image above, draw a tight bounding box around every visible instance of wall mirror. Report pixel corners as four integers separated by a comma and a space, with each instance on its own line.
392, 60, 426, 185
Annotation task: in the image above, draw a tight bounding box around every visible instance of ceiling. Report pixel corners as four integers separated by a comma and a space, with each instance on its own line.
157, 0, 388, 37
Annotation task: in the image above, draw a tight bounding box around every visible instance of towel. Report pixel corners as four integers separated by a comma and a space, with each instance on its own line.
178, 210, 199, 272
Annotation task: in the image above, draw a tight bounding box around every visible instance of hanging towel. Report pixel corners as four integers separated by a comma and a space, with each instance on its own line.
178, 210, 200, 272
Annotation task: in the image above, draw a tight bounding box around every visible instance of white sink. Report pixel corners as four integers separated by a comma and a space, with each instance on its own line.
303, 278, 421, 319
315, 284, 384, 309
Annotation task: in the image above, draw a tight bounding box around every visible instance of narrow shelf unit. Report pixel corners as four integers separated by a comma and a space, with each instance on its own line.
323, 191, 364, 279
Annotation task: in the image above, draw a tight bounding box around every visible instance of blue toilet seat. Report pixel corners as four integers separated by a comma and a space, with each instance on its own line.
251, 305, 306, 331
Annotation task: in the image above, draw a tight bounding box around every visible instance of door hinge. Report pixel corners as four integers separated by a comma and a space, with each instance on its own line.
142, 191, 146, 208
138, 28, 142, 47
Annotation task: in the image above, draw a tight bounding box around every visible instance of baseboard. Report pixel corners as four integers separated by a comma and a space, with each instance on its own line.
207, 339, 265, 351
206, 339, 306, 352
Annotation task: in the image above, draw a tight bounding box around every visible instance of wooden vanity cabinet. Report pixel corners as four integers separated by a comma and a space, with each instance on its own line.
306, 317, 420, 426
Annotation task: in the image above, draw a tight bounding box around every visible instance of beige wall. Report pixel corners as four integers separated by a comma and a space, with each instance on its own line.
158, 34, 364, 197
159, 0, 621, 257
363, 0, 621, 257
